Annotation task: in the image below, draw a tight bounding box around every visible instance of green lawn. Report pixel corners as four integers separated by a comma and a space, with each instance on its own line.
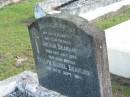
94, 6, 130, 29
0, 1, 130, 97
112, 82, 130, 97
0, 0, 36, 79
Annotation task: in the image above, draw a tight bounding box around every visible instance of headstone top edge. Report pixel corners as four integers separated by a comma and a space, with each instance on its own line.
29, 15, 105, 40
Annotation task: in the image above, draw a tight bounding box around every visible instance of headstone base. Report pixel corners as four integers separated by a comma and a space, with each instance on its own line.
0, 71, 66, 97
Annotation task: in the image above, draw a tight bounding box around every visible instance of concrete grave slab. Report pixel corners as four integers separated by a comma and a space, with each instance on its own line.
34, 0, 130, 20
80, 0, 130, 21
105, 20, 130, 78
0, 71, 66, 97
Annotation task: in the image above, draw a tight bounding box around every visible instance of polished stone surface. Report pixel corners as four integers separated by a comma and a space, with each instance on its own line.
28, 15, 104, 97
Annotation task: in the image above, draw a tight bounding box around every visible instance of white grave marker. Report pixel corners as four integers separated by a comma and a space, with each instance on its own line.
105, 20, 130, 78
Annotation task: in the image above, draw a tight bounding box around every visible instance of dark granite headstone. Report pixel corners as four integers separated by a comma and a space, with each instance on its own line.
28, 15, 112, 97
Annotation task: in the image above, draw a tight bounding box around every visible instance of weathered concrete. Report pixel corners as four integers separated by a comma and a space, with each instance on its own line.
0, 0, 22, 8
80, 0, 130, 21
0, 71, 66, 97
34, 0, 130, 20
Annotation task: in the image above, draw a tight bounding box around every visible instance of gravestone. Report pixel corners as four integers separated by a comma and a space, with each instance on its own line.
34, 0, 123, 18
28, 15, 112, 97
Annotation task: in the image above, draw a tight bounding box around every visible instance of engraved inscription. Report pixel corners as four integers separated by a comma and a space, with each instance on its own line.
39, 30, 92, 79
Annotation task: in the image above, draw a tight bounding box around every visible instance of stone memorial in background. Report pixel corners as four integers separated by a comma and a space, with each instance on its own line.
34, 0, 123, 18
28, 15, 112, 97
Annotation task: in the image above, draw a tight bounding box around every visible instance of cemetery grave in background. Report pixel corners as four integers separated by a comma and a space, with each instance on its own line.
0, 0, 130, 97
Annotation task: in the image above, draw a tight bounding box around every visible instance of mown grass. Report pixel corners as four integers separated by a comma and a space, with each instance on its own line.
112, 82, 130, 97
95, 6, 130, 29
0, 0, 37, 80
0, 1, 130, 97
